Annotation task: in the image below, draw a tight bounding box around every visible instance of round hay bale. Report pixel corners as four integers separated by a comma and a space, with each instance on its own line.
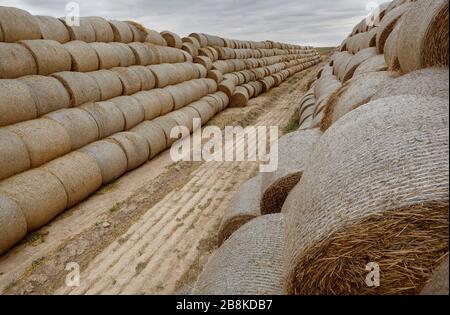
397, 0, 449, 73
109, 20, 133, 43
111, 67, 142, 95
0, 169, 67, 231
166, 110, 195, 135
0, 43, 37, 79
261, 129, 322, 215
110, 42, 136, 67
129, 65, 156, 91
193, 214, 285, 295
420, 256, 449, 295
35, 15, 70, 43
43, 151, 102, 208
299, 104, 315, 127
241, 83, 255, 98
188, 100, 214, 125
353, 54, 387, 77
218, 175, 262, 246
342, 47, 378, 82
145, 29, 167, 46
202, 33, 225, 47
131, 121, 167, 158
178, 107, 202, 132
152, 116, 180, 146
371, 67, 449, 101
230, 87, 250, 107
195, 64, 207, 78
61, 17, 96, 43
218, 80, 236, 97
0, 129, 30, 180
132, 90, 161, 120
333, 51, 353, 80
202, 95, 222, 115
182, 42, 198, 57
248, 81, 264, 97
189, 33, 208, 47
52, 71, 101, 107
109, 96, 145, 130
147, 63, 177, 88
182, 36, 201, 49
78, 140, 127, 185
107, 131, 149, 171
383, 15, 403, 71
63, 40, 99, 72
283, 95, 449, 295
322, 71, 398, 130
7, 118, 72, 168
81, 101, 125, 138
128, 42, 154, 66
160, 31, 182, 49
151, 88, 175, 115
89, 42, 120, 70
86, 16, 114, 42
194, 55, 213, 70
0, 195, 27, 255
0, 7, 41, 42
204, 78, 218, 93
86, 70, 123, 101
166, 85, 188, 110
44, 108, 99, 150
375, 3, 411, 53
125, 21, 147, 42
207, 69, 223, 83
0, 79, 38, 127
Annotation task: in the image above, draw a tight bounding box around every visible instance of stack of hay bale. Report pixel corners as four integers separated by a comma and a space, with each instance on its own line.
192, 0, 449, 295
181, 33, 320, 107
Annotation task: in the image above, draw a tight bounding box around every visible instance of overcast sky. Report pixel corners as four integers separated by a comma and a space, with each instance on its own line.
0, 0, 386, 46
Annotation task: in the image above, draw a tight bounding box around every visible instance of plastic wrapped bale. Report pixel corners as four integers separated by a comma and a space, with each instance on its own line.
109, 96, 145, 130
188, 100, 215, 125
218, 175, 262, 246
86, 16, 114, 42
342, 47, 378, 82
128, 65, 156, 91
89, 43, 120, 69
397, 0, 449, 73
145, 29, 167, 46
52, 71, 102, 107
109, 20, 133, 43
109, 42, 136, 67
0, 195, 27, 255
0, 169, 68, 231
35, 16, 70, 43
371, 67, 449, 101
7, 118, 72, 168
0, 7, 41, 42
353, 54, 387, 77
81, 101, 125, 138
0, 80, 38, 127
61, 17, 96, 43
44, 108, 100, 150
420, 257, 449, 295
0, 129, 31, 181
375, 3, 411, 53
260, 129, 322, 215
78, 140, 127, 185
107, 132, 150, 171
0, 43, 37, 78
322, 71, 398, 131
86, 70, 123, 101
111, 67, 142, 95
153, 116, 180, 146
128, 43, 155, 65
160, 31, 182, 49
282, 95, 449, 295
193, 214, 285, 295
63, 40, 99, 72
131, 121, 167, 158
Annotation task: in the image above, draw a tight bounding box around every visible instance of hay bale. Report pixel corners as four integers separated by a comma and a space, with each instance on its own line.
166, 85, 188, 110
86, 16, 114, 42
353, 54, 387, 77
111, 67, 142, 95
52, 71, 101, 107
132, 91, 162, 120
218, 80, 236, 97
188, 100, 215, 125
249, 81, 263, 97
371, 67, 449, 101
44, 108, 99, 150
214, 91, 229, 109
152, 116, 180, 146
131, 121, 167, 158
0, 43, 37, 78
0, 169, 68, 231
420, 256, 449, 295
145, 29, 167, 46
109, 96, 145, 130
78, 140, 127, 185
0, 80, 38, 127
194, 56, 213, 70
182, 36, 201, 49
166, 111, 195, 135
129, 65, 156, 90
375, 3, 411, 53
35, 16, 70, 43
0, 195, 27, 255
177, 107, 202, 132
107, 132, 149, 171
81, 101, 125, 138
0, 129, 30, 181
195, 64, 207, 78
61, 17, 96, 43
342, 47, 378, 82
160, 31, 182, 49
218, 176, 262, 246
128, 42, 154, 65
0, 7, 41, 42
189, 33, 208, 47
7, 118, 72, 168
109, 20, 133, 43
110, 42, 136, 67
86, 70, 123, 101
333, 51, 353, 81
397, 0, 449, 73
299, 104, 315, 127
202, 95, 222, 115
44, 151, 103, 208
63, 40, 99, 72
193, 214, 285, 295
230, 86, 250, 107
147, 63, 177, 88
207, 69, 223, 83
261, 129, 322, 215
151, 88, 175, 115
322, 71, 398, 130
182, 42, 198, 57
125, 21, 147, 42
89, 42, 120, 69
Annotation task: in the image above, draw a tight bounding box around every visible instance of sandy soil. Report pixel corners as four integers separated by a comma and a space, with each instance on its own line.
0, 62, 324, 295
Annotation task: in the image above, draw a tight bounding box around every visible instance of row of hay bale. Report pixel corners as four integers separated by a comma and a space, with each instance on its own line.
190, 0, 449, 295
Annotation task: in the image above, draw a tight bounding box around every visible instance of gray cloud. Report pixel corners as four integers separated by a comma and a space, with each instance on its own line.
1, 0, 386, 46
